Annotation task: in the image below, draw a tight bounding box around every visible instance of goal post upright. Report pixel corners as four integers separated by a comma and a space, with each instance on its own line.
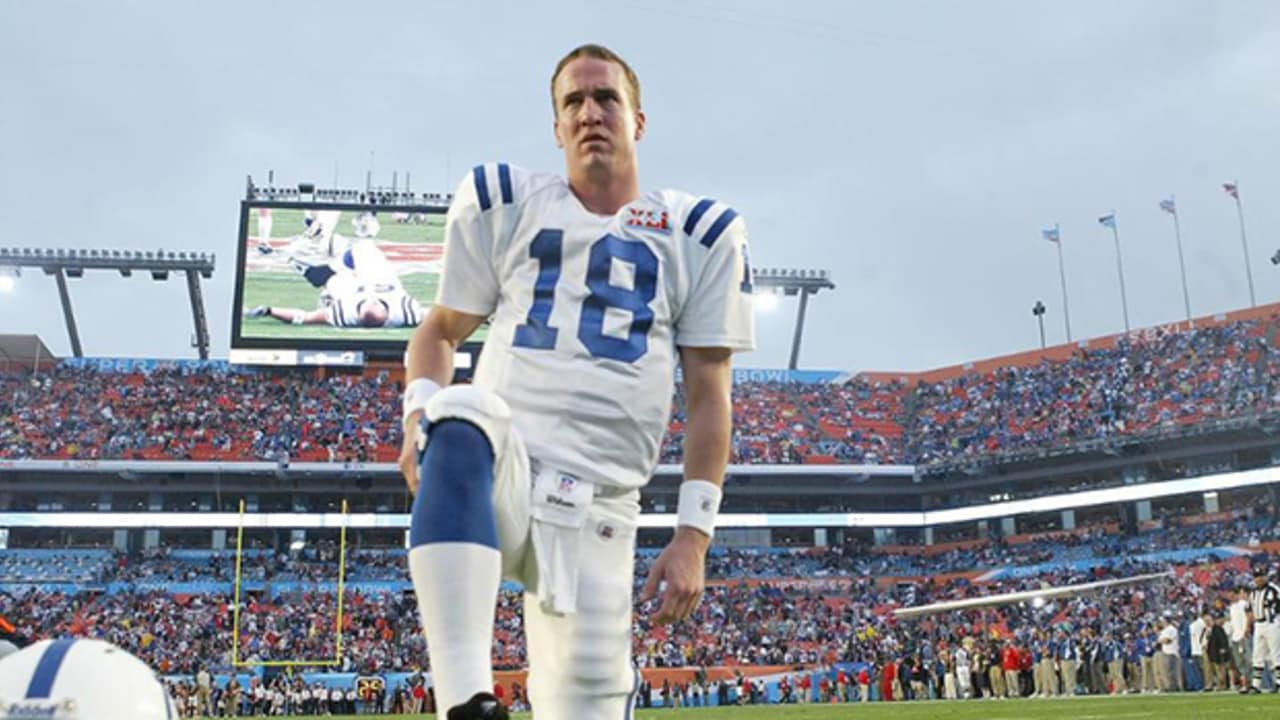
231, 497, 350, 668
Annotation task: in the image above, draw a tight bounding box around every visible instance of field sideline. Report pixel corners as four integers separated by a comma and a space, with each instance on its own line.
230, 693, 1280, 719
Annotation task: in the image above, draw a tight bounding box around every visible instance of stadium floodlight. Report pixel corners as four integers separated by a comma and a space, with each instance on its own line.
754, 290, 780, 312
0, 246, 215, 359
750, 266, 836, 369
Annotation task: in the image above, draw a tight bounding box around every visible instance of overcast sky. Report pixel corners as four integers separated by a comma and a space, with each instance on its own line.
1, 0, 1278, 372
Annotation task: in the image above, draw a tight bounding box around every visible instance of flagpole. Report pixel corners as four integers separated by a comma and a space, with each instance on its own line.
1108, 210, 1131, 332
1168, 196, 1192, 323
1054, 223, 1073, 342
1231, 181, 1257, 307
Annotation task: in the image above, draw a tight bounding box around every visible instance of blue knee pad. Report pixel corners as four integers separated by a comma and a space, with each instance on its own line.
409, 419, 498, 549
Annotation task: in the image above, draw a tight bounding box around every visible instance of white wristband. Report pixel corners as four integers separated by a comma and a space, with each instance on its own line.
676, 479, 722, 539
402, 378, 442, 425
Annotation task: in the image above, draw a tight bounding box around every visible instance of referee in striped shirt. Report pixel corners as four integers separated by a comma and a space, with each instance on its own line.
1244, 567, 1280, 694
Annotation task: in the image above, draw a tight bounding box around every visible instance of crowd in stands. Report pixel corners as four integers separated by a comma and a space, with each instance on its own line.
107, 544, 404, 585
1, 313, 1276, 468
0, 364, 402, 464
907, 317, 1280, 465
4, 507, 1278, 696
662, 376, 909, 465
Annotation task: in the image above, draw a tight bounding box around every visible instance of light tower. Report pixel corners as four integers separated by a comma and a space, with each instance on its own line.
0, 248, 216, 359
750, 268, 836, 370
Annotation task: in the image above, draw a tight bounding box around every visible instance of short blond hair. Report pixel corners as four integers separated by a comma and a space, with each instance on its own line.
550, 43, 641, 111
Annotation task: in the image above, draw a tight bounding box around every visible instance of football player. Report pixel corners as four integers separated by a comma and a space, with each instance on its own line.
398, 44, 753, 719
257, 209, 345, 261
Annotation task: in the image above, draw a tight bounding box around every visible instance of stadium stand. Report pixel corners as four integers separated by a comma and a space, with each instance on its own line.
907, 314, 1280, 466
2, 308, 1276, 467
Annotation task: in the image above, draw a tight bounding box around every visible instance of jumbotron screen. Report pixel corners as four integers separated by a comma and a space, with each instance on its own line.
231, 201, 487, 356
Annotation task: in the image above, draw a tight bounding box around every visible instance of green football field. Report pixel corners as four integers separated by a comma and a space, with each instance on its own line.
234, 693, 1280, 719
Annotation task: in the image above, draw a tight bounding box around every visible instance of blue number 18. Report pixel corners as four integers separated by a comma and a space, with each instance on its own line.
512, 230, 658, 363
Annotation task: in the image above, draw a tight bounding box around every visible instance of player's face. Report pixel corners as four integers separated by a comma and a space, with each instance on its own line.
553, 56, 645, 180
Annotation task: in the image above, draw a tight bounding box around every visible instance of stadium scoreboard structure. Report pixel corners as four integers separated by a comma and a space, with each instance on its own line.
230, 197, 484, 367
228, 178, 835, 370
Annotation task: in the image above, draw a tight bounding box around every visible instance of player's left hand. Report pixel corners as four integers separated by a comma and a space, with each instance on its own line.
640, 527, 711, 625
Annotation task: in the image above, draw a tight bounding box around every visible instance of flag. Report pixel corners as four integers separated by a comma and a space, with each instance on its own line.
1223, 182, 1239, 199
1098, 213, 1116, 229
1041, 227, 1060, 243
1159, 197, 1176, 215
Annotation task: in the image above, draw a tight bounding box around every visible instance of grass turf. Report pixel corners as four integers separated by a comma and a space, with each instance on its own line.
233, 692, 1280, 719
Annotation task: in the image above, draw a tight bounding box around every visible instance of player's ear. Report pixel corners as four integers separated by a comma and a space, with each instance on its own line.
634, 109, 646, 142
554, 116, 566, 149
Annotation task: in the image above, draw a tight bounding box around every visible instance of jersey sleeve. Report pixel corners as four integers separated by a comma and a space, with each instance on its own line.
435, 164, 516, 316
675, 203, 756, 351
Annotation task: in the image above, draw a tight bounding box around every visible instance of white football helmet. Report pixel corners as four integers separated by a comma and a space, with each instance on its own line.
0, 638, 176, 720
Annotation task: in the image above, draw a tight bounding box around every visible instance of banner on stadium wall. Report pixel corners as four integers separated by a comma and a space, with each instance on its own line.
59, 357, 245, 374
672, 367, 847, 384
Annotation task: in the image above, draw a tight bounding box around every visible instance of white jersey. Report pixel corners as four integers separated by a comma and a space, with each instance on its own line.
1189, 617, 1206, 656
323, 281, 424, 328
322, 237, 424, 328
439, 163, 755, 488
1230, 598, 1250, 641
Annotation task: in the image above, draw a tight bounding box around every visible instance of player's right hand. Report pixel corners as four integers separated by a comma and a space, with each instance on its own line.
640, 527, 711, 625
399, 412, 425, 495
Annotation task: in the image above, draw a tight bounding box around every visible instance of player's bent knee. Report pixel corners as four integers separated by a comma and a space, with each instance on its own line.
425, 385, 512, 450
410, 418, 500, 549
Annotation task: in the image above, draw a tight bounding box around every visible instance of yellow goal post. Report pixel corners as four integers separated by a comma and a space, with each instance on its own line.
230, 498, 349, 668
